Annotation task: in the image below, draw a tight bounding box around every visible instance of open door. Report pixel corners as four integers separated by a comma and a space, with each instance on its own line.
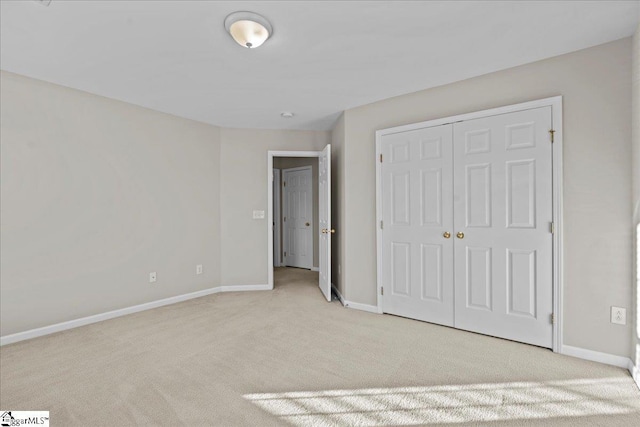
318, 144, 332, 301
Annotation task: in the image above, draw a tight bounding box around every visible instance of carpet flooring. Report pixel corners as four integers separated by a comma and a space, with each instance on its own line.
1, 267, 639, 426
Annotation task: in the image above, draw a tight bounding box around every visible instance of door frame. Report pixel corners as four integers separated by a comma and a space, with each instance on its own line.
282, 165, 313, 270
273, 168, 282, 267
267, 150, 323, 290
375, 96, 564, 353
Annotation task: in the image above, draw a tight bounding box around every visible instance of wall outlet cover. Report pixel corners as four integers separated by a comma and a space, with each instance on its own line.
253, 210, 265, 219
149, 272, 157, 283
610, 306, 626, 325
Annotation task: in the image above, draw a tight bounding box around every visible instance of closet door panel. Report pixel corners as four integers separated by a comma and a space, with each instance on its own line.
453, 106, 553, 348
381, 125, 454, 326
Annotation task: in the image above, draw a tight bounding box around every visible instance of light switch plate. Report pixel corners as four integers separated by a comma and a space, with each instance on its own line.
196, 264, 203, 275
253, 210, 265, 219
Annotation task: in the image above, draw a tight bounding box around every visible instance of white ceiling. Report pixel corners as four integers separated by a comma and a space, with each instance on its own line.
1, 1, 638, 131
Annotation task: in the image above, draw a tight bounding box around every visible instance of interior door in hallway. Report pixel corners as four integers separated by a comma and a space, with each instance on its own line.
283, 167, 313, 269
318, 144, 332, 301
381, 124, 455, 326
453, 106, 553, 348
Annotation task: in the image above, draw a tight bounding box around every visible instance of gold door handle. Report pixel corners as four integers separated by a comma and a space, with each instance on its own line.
321, 229, 335, 234
305, 222, 310, 226
321, 229, 327, 234
443, 232, 451, 239
330, 229, 335, 234
456, 232, 465, 239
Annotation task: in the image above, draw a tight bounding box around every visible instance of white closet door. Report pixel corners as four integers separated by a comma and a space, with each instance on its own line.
453, 106, 553, 348
381, 125, 455, 326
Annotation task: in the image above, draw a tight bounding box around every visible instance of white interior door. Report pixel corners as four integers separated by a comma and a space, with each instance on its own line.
453, 106, 553, 348
319, 144, 332, 301
283, 167, 313, 269
273, 168, 281, 267
381, 125, 455, 325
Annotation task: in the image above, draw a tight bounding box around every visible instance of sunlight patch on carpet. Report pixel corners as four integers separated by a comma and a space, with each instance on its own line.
244, 377, 640, 426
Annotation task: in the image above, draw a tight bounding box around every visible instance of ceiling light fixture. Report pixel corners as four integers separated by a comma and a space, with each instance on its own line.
224, 11, 272, 49
281, 112, 294, 118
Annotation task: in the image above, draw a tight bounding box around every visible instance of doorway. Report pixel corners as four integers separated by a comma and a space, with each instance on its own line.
267, 146, 332, 301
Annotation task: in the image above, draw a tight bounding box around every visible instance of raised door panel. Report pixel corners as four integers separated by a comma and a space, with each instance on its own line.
506, 160, 536, 229
421, 244, 442, 301
507, 249, 537, 318
465, 247, 492, 311
465, 164, 492, 228
391, 242, 411, 296
421, 169, 442, 227
391, 171, 411, 226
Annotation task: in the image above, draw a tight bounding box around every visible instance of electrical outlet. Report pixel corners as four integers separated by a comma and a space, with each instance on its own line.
611, 306, 626, 325
149, 272, 157, 283
253, 210, 265, 219
196, 264, 203, 275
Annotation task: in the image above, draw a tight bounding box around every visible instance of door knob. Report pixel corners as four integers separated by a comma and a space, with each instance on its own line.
456, 232, 465, 239
330, 229, 336, 234
443, 232, 451, 239
305, 222, 310, 226
321, 229, 327, 234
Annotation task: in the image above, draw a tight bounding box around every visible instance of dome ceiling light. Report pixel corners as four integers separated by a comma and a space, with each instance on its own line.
224, 11, 272, 49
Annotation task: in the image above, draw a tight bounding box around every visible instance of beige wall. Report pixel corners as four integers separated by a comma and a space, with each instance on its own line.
273, 157, 319, 268
331, 114, 345, 296
632, 21, 639, 366
0, 73, 331, 336
219, 128, 330, 286
0, 71, 222, 336
339, 38, 633, 357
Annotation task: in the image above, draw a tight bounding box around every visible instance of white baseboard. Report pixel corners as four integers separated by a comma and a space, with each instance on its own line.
629, 359, 640, 390
330, 284, 379, 314
219, 284, 271, 292
310, 267, 319, 272
343, 300, 379, 314
0, 284, 270, 346
561, 345, 632, 369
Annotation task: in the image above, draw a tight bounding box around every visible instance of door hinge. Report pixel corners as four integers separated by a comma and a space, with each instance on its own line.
284, 251, 287, 257
550, 313, 555, 324
380, 220, 384, 229
381, 287, 384, 295
284, 217, 286, 222
550, 222, 554, 234
380, 154, 383, 163
549, 129, 555, 143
